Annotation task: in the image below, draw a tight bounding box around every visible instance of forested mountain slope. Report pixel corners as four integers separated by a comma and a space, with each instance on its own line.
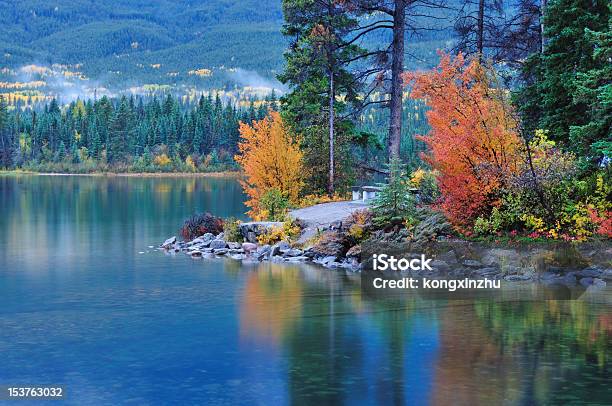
0, 0, 287, 85
1, 0, 461, 88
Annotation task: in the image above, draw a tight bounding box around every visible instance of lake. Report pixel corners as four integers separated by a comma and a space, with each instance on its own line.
0, 174, 610, 405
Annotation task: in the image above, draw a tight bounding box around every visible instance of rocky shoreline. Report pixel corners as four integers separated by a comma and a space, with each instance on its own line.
160, 221, 611, 289
161, 232, 360, 270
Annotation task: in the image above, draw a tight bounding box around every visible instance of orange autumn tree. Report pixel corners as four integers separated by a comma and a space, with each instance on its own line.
235, 111, 304, 220
404, 53, 522, 228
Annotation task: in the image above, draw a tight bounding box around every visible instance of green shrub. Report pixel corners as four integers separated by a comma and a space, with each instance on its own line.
223, 217, 243, 242
259, 188, 290, 221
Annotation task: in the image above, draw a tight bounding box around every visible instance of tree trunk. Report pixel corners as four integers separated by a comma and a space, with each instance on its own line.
388, 0, 405, 160
477, 0, 485, 58
328, 71, 335, 195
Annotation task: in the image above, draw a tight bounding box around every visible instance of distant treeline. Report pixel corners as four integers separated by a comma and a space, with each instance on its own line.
0, 93, 278, 172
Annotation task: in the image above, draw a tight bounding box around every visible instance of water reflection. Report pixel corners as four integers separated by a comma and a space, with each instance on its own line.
240, 263, 611, 405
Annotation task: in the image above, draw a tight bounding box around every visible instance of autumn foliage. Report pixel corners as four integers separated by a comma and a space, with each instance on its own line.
404, 53, 522, 228
235, 111, 304, 220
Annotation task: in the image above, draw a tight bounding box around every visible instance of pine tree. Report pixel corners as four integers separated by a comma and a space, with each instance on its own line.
372, 157, 415, 226
280, 0, 365, 194
108, 97, 133, 164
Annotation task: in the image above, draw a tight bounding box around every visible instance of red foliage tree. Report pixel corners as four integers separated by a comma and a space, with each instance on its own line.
404, 53, 522, 228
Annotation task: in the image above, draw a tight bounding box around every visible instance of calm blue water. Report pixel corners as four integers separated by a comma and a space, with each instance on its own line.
0, 175, 610, 405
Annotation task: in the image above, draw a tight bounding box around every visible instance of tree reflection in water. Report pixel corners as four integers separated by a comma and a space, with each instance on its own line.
239, 264, 610, 405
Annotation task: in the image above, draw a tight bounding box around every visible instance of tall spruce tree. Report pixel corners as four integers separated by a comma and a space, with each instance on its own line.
280, 0, 366, 194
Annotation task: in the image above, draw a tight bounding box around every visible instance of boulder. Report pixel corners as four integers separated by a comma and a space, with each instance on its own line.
579, 266, 604, 278
430, 260, 451, 273
345, 245, 362, 259
481, 249, 520, 267
311, 231, 345, 259
199, 233, 215, 242
190, 251, 203, 258
474, 267, 499, 276
316, 256, 337, 266
213, 248, 228, 255
283, 249, 303, 257
228, 242, 242, 250
242, 243, 258, 255
161, 236, 176, 249
462, 259, 483, 268
209, 239, 227, 250
256, 245, 271, 260
239, 222, 284, 243
579, 277, 594, 287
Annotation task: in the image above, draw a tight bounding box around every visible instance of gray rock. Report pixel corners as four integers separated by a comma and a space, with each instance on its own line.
209, 239, 227, 250
230, 254, 246, 260
161, 236, 176, 248
283, 249, 303, 257
563, 272, 577, 285
480, 249, 518, 267
579, 277, 594, 287
601, 269, 612, 281
242, 242, 258, 253
579, 266, 603, 278
216, 232, 224, 239
239, 222, 284, 243
504, 274, 532, 281
475, 267, 499, 276
436, 250, 459, 265
317, 256, 337, 265
430, 260, 450, 273
538, 271, 561, 280
503, 265, 530, 275
213, 248, 228, 255
256, 245, 271, 260
592, 278, 607, 288
302, 248, 316, 258
227, 242, 242, 250
199, 233, 215, 242
270, 244, 282, 257
277, 241, 291, 251
228, 248, 245, 254
190, 251, 203, 258
463, 259, 483, 268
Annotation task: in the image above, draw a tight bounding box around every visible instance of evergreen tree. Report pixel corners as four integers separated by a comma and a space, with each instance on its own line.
280, 0, 366, 194
108, 97, 132, 164
372, 157, 415, 226
516, 0, 609, 169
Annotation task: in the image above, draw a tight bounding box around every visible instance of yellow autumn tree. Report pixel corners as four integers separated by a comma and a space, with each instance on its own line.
235, 111, 304, 220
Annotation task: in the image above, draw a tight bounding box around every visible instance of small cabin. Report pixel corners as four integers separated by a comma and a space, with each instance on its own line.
351, 185, 420, 202
351, 186, 382, 201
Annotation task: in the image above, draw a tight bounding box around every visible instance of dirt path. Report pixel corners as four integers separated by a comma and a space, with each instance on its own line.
289, 200, 370, 243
